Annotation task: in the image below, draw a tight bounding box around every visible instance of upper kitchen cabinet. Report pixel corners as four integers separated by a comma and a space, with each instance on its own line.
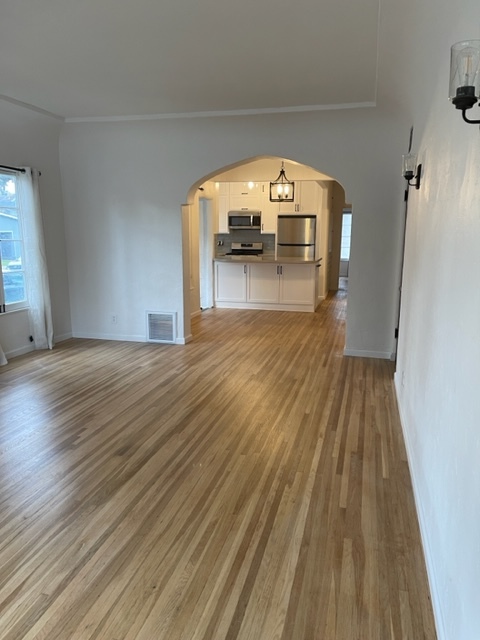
297, 181, 320, 213
229, 182, 262, 212
278, 181, 320, 214
259, 183, 278, 234
218, 182, 229, 233
229, 182, 262, 198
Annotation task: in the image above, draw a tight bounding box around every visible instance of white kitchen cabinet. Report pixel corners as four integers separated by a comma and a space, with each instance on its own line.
215, 261, 247, 302
218, 194, 229, 233
248, 263, 314, 305
228, 181, 261, 212
259, 183, 278, 234
247, 263, 279, 303
278, 264, 315, 305
215, 260, 317, 311
218, 183, 229, 233
278, 182, 320, 214
229, 182, 262, 197
278, 199, 299, 214
297, 181, 319, 213
229, 194, 261, 211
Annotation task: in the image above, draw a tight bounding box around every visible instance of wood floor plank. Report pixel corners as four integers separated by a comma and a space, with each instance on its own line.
0, 289, 436, 639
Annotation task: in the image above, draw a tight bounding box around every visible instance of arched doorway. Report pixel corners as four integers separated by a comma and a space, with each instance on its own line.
183, 155, 348, 338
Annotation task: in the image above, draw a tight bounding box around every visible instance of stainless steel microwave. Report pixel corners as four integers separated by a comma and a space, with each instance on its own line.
228, 211, 261, 230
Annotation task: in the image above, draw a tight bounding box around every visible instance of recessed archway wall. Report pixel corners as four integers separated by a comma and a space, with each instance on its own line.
60, 108, 407, 357
176, 106, 406, 360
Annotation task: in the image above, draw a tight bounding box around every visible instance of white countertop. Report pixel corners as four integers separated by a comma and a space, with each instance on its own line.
214, 255, 322, 265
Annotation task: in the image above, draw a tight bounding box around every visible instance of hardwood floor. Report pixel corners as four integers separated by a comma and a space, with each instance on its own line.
0, 291, 436, 639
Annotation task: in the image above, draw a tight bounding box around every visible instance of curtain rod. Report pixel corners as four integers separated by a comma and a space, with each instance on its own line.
0, 164, 26, 173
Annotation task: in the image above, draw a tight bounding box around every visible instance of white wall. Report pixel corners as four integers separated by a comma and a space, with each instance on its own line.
0, 100, 71, 358
189, 180, 217, 317
384, 0, 480, 636
60, 108, 407, 357
214, 157, 333, 182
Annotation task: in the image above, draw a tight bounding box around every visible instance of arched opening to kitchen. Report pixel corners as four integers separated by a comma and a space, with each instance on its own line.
183, 155, 349, 332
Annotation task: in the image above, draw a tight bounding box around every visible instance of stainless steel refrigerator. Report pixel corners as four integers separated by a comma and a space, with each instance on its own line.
276, 214, 316, 259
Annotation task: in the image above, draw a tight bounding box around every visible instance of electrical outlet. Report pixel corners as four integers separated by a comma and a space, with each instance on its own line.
112, 314, 118, 324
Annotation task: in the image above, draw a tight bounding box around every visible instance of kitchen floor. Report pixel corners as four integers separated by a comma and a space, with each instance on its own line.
0, 293, 436, 639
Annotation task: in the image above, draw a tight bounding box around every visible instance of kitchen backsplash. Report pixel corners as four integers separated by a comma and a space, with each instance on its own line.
215, 232, 275, 256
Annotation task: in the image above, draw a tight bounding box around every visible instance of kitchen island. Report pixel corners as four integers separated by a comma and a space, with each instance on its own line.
214, 256, 322, 312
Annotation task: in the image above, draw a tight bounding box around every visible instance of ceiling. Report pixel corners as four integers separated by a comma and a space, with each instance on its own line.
1, 0, 380, 120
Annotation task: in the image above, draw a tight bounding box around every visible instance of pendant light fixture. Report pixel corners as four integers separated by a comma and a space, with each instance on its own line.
269, 162, 295, 202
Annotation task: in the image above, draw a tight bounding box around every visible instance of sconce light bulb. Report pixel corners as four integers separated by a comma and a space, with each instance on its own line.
450, 40, 480, 109
458, 46, 480, 87
402, 153, 417, 179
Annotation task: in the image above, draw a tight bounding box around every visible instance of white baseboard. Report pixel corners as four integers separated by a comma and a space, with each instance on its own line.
343, 347, 393, 359
71, 331, 193, 346
5, 344, 35, 359
5, 333, 73, 360
393, 376, 444, 640
72, 331, 146, 342
54, 332, 73, 343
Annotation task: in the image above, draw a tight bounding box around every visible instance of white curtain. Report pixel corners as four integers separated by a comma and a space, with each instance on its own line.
18, 168, 54, 350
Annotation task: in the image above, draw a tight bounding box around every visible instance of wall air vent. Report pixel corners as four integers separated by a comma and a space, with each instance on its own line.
146, 311, 177, 344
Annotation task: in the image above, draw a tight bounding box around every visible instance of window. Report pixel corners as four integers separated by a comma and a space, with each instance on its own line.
0, 172, 27, 311
340, 210, 352, 261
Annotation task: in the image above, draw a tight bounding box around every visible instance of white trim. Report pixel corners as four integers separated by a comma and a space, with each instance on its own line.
4, 344, 35, 359
54, 332, 73, 343
71, 330, 192, 346
393, 375, 444, 640
65, 102, 377, 123
343, 347, 393, 359
72, 331, 147, 342
0, 94, 64, 120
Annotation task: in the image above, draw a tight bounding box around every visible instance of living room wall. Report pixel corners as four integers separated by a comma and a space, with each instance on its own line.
386, 0, 480, 636
0, 100, 71, 358
59, 108, 407, 354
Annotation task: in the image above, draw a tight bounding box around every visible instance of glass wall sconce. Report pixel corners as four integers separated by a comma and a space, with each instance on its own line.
449, 40, 480, 124
402, 153, 422, 189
